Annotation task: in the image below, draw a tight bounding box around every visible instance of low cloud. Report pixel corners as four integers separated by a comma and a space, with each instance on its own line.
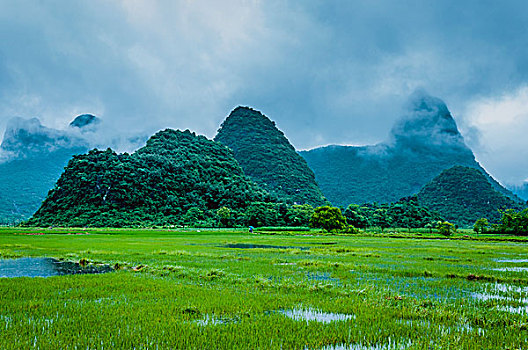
1, 1, 528, 184
461, 86, 528, 185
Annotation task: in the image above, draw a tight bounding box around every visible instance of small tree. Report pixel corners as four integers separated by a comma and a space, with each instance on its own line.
217, 207, 232, 227
344, 204, 369, 229
244, 202, 279, 227
437, 221, 455, 236
183, 207, 204, 226
310, 206, 348, 232
372, 208, 392, 233
473, 218, 489, 235
285, 204, 314, 227
424, 223, 433, 234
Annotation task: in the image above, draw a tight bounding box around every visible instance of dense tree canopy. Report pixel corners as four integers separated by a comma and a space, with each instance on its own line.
215, 107, 327, 207
417, 166, 523, 227
27, 129, 273, 227
344, 196, 443, 230
310, 206, 348, 232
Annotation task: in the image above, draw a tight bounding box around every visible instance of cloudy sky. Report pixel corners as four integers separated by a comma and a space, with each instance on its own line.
1, 0, 528, 185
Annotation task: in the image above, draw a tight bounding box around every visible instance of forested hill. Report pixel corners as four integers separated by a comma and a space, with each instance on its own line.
214, 106, 327, 207
417, 166, 524, 227
300, 91, 520, 207
27, 129, 271, 227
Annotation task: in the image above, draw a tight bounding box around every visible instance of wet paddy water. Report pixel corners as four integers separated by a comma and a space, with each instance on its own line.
279, 307, 355, 324
221, 243, 310, 250
0, 257, 113, 278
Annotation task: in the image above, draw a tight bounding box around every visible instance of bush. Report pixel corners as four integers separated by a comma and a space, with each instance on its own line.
310, 206, 348, 232
437, 221, 455, 236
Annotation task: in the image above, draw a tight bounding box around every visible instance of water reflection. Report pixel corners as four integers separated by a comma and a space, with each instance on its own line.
0, 258, 113, 278
221, 243, 309, 250
280, 307, 355, 324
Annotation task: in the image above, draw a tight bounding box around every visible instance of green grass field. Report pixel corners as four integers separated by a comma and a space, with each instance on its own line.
0, 228, 527, 349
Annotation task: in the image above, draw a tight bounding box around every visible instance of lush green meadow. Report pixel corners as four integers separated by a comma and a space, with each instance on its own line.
0, 228, 527, 349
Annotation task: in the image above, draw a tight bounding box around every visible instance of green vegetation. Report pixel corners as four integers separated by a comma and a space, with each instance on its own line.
26, 129, 272, 227
0, 228, 527, 349
215, 107, 327, 207
494, 208, 528, 235
344, 196, 443, 231
417, 166, 523, 227
310, 206, 349, 232
437, 221, 456, 236
474, 218, 490, 234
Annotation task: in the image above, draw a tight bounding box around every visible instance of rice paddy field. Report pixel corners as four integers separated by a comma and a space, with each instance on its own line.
0, 227, 527, 349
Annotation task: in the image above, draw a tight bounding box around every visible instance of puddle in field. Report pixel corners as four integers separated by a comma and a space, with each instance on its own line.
495, 259, 528, 263
499, 305, 528, 315
398, 318, 484, 335
492, 267, 528, 272
280, 308, 355, 324
492, 283, 528, 294
320, 339, 412, 350
470, 283, 528, 314
221, 243, 309, 251
0, 258, 113, 278
306, 272, 341, 285
470, 292, 509, 302
195, 314, 238, 326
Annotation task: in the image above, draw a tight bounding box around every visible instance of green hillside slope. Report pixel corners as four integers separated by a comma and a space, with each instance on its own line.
417, 166, 523, 227
215, 107, 327, 207
27, 129, 270, 227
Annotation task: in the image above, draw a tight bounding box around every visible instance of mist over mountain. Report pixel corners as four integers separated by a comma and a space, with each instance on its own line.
0, 117, 87, 161
215, 107, 327, 207
0, 117, 88, 223
300, 91, 520, 207
0, 114, 147, 223
69, 114, 101, 131
510, 183, 528, 202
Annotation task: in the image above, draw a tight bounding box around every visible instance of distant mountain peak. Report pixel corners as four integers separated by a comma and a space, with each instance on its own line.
300, 91, 518, 206
69, 114, 100, 130
1, 117, 85, 157
418, 165, 523, 226
222, 106, 279, 131
215, 107, 327, 206
390, 90, 466, 150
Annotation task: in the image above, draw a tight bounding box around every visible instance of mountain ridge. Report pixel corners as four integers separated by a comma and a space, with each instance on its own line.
300, 91, 521, 207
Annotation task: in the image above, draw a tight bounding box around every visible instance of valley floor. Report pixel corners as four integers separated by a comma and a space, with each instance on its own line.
0, 228, 527, 349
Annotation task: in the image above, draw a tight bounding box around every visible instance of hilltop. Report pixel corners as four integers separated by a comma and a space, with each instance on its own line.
417, 166, 523, 227
215, 106, 327, 207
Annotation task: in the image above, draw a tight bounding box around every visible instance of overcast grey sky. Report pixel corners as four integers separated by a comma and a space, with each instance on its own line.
1, 0, 528, 185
